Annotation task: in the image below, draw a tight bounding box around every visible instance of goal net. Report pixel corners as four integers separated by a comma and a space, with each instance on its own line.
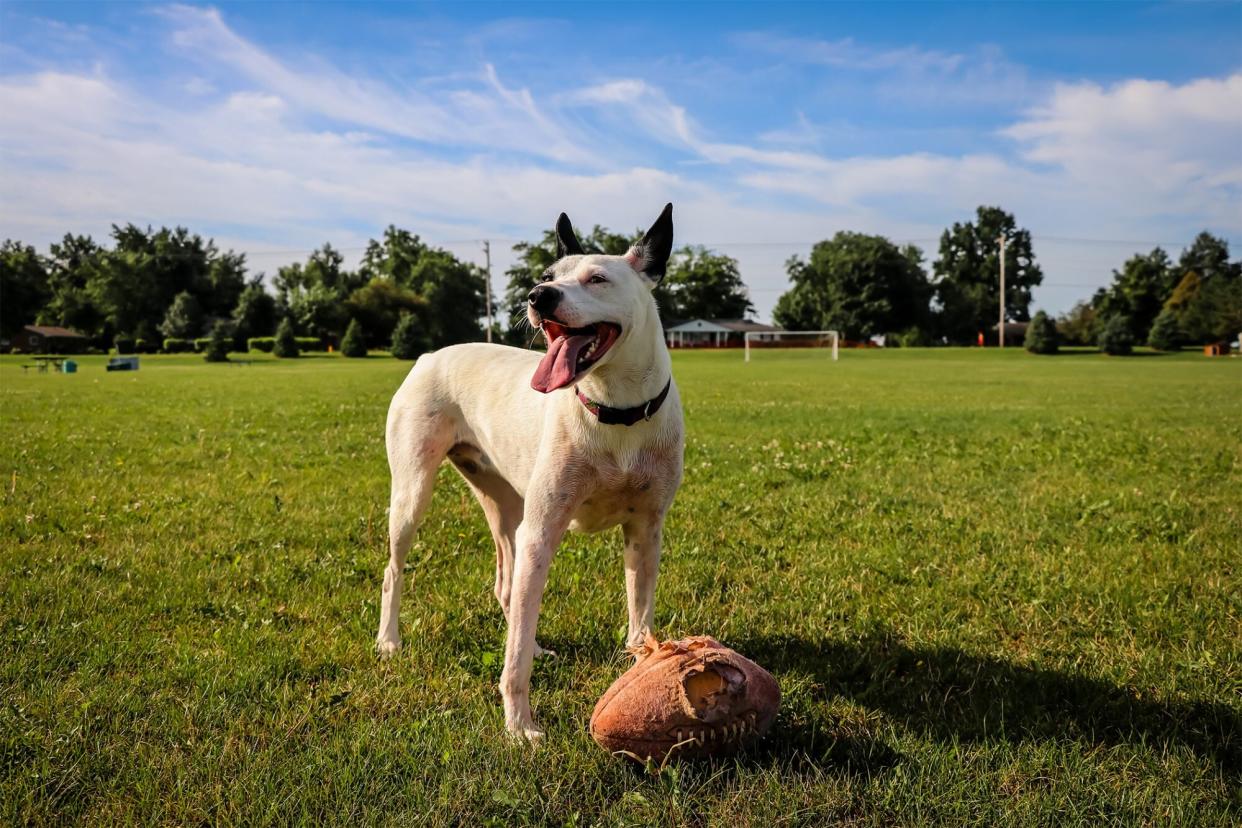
744, 330, 839, 362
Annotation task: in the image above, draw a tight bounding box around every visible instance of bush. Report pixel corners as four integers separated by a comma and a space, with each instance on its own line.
892, 327, 931, 348
162, 337, 194, 353
248, 337, 276, 353
341, 318, 367, 358
390, 312, 427, 360
133, 338, 159, 354
192, 338, 211, 353
113, 335, 134, 355
273, 318, 299, 358
1024, 311, 1059, 354
296, 337, 324, 352
1098, 315, 1135, 356
1148, 309, 1182, 351
204, 321, 230, 363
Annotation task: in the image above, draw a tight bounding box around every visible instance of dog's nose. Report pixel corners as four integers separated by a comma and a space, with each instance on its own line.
527, 284, 562, 316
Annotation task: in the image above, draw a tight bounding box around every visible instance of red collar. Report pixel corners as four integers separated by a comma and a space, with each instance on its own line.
575, 378, 672, 426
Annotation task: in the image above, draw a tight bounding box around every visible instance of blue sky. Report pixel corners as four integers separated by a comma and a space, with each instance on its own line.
2, 1, 1240, 319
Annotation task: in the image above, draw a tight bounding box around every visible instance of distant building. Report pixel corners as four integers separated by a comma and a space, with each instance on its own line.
11, 325, 90, 354
991, 321, 1030, 347
664, 319, 782, 348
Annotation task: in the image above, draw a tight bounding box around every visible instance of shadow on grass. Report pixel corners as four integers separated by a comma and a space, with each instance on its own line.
735, 631, 1241, 777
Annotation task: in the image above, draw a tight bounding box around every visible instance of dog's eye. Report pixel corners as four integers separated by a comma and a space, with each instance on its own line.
588, 274, 607, 285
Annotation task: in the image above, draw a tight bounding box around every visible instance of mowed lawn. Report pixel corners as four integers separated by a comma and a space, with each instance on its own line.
1, 347, 1239, 826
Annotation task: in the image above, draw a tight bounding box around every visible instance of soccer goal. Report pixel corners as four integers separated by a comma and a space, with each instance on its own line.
744, 330, 839, 362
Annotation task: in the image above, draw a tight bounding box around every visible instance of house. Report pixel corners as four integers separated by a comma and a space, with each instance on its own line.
991, 321, 1030, 347
10, 325, 90, 354
664, 319, 782, 348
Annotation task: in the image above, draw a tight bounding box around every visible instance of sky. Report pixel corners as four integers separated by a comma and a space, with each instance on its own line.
1, 1, 1240, 321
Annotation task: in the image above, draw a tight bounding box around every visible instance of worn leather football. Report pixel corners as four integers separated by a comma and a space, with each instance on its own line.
590, 635, 780, 762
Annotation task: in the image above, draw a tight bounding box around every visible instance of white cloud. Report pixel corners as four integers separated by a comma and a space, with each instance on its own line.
1003, 74, 1242, 228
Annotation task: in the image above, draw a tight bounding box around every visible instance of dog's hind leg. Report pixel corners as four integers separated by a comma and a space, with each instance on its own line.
376, 412, 452, 655
450, 449, 555, 658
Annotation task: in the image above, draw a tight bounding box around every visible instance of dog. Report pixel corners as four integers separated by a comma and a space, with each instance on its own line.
376, 204, 684, 741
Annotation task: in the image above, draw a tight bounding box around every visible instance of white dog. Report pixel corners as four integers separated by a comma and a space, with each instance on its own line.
377, 204, 684, 741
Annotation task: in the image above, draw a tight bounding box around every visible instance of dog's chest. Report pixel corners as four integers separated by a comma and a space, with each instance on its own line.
568, 451, 667, 533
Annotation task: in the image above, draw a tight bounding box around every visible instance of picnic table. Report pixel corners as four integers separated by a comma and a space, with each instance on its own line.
22, 356, 64, 373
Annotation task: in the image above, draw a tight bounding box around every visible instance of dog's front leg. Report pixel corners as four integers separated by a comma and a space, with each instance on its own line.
500, 482, 577, 742
622, 514, 663, 649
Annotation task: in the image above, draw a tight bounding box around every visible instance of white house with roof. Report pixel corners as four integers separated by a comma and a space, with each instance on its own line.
664, 319, 782, 348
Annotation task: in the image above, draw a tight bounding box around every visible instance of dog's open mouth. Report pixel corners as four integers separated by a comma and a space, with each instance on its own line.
531, 320, 622, 393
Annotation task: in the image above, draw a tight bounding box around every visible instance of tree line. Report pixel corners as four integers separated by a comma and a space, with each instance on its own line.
2, 207, 1238, 356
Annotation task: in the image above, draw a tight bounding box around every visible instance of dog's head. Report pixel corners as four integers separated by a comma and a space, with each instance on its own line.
528, 203, 673, 393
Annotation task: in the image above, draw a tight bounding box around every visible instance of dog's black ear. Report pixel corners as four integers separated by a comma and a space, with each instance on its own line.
555, 213, 585, 259
628, 203, 674, 283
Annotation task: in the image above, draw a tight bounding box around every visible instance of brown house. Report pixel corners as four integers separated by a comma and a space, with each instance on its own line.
11, 325, 90, 354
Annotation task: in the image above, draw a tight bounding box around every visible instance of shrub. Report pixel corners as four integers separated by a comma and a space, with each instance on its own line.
1024, 311, 1059, 354
892, 327, 931, 348
247, 337, 276, 353
341, 318, 367, 358
204, 321, 230, 363
114, 335, 134, 355
162, 337, 193, 353
296, 337, 324, 352
134, 338, 159, 354
192, 338, 211, 353
1148, 308, 1182, 352
1098, 315, 1135, 356
273, 318, 299, 358
390, 312, 427, 360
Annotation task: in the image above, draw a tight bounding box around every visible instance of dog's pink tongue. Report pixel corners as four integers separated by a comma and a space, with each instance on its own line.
531, 333, 593, 393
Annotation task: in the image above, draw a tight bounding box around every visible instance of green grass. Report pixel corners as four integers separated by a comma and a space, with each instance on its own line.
2, 348, 1239, 826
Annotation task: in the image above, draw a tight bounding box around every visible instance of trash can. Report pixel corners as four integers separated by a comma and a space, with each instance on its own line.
62, 360, 77, 374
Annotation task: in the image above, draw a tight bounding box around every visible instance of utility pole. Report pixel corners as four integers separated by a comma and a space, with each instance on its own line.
482, 240, 493, 343
998, 234, 1006, 348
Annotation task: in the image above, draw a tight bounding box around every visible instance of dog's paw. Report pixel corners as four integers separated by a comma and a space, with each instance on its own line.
507, 724, 546, 745
376, 637, 401, 656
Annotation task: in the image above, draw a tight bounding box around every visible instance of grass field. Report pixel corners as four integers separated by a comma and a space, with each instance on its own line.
2, 347, 1239, 826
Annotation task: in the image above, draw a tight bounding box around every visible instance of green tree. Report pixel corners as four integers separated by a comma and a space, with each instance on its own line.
273, 317, 299, 358
773, 232, 931, 340
1024, 310, 1058, 354
502, 226, 637, 343
360, 226, 486, 349
390, 312, 427, 360
933, 206, 1043, 344
1162, 233, 1242, 344
344, 277, 426, 347
286, 282, 346, 345
39, 234, 106, 340
232, 280, 278, 345
340, 318, 367, 358
0, 240, 50, 338
1147, 308, 1181, 351
274, 244, 361, 345
204, 320, 231, 362
1091, 249, 1176, 342
159, 291, 204, 340
660, 246, 754, 320
1097, 314, 1134, 355
1056, 300, 1098, 346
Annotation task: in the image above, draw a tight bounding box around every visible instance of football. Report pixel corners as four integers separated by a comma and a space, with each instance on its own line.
589, 635, 780, 762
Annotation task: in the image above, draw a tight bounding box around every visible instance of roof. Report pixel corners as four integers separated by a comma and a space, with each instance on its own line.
665, 318, 782, 333
23, 325, 87, 338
